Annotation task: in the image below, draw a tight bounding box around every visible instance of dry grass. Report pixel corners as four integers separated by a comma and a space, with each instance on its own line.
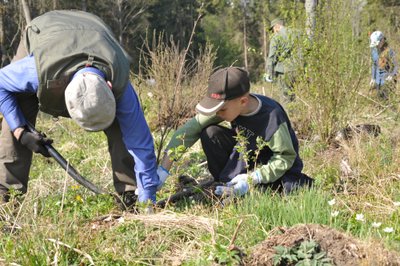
91, 210, 219, 241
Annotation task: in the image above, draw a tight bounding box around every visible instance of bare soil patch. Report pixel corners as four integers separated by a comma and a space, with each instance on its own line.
246, 224, 400, 266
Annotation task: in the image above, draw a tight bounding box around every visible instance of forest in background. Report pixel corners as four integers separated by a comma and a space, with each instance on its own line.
1, 0, 399, 81
0, 1, 400, 265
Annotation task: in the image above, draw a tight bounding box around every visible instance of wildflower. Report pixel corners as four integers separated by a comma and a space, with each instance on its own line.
71, 185, 80, 190
383, 227, 394, 233
331, 211, 339, 217
147, 92, 154, 98
393, 201, 400, 207
355, 213, 365, 222
371, 222, 382, 228
328, 199, 336, 206
75, 195, 83, 203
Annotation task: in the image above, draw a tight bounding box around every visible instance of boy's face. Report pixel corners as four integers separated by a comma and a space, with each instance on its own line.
216, 96, 247, 122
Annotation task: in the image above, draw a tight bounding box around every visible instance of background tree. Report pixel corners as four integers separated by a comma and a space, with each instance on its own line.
0, 0, 398, 82
305, 0, 317, 38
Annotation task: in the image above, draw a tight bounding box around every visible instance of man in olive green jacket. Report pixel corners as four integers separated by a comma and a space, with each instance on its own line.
266, 18, 299, 101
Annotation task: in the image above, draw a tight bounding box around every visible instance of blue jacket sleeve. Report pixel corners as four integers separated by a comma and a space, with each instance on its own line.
115, 83, 158, 202
0, 55, 39, 131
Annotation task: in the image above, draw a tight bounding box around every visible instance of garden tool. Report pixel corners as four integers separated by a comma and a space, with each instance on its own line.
26, 122, 104, 194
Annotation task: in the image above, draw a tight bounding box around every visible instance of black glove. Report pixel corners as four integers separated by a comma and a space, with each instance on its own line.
19, 129, 53, 157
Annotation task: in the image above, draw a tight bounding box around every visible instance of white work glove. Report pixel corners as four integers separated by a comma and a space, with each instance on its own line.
264, 74, 273, 83
214, 172, 262, 197
369, 79, 376, 87
386, 75, 393, 81
157, 166, 170, 191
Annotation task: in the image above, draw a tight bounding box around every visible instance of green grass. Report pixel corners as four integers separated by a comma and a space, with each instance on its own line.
1, 92, 400, 265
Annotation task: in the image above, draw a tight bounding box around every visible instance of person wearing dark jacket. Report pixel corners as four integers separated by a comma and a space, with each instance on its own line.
0, 10, 158, 209
155, 67, 312, 197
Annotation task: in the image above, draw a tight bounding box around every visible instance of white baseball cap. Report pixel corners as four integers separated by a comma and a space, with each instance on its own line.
370, 31, 384, 47
65, 70, 116, 131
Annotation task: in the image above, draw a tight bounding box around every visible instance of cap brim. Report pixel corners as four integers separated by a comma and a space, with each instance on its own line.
195, 96, 225, 115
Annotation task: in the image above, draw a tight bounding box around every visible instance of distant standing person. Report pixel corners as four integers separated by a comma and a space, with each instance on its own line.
369, 31, 398, 100
265, 18, 299, 102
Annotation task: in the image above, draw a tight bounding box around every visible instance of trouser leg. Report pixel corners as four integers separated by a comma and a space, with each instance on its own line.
104, 119, 136, 194
200, 125, 313, 193
0, 95, 39, 199
376, 82, 388, 100
258, 173, 314, 194
277, 72, 295, 102
200, 125, 239, 182
281, 173, 314, 194
0, 33, 35, 201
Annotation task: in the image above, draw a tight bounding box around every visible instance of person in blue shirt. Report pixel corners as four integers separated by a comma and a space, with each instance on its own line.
0, 10, 158, 210
369, 31, 398, 100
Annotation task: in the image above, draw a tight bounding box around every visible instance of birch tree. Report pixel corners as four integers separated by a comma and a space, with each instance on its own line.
0, 3, 6, 67
305, 0, 317, 38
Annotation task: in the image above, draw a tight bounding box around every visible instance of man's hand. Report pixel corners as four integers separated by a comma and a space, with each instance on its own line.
19, 129, 53, 157
369, 79, 376, 87
265, 76, 273, 83
264, 74, 273, 83
156, 166, 170, 191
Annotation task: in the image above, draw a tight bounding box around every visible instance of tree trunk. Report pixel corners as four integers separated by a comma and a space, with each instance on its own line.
305, 0, 317, 38
243, 11, 248, 70
0, 4, 6, 67
351, 0, 366, 38
262, 19, 268, 74
117, 0, 123, 44
21, 0, 31, 24
81, 0, 87, 11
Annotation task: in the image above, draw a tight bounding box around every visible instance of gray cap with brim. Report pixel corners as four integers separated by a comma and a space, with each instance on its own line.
65, 72, 116, 131
269, 18, 284, 30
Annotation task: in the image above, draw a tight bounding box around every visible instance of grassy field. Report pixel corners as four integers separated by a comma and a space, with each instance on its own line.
0, 78, 399, 265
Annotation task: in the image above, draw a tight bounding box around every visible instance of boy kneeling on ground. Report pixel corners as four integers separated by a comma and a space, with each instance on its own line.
157, 67, 313, 197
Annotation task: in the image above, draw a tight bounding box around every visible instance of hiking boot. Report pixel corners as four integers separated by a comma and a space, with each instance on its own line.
0, 189, 10, 204
115, 191, 138, 212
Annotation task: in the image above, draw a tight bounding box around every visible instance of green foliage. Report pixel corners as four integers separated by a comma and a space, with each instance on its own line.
293, 1, 367, 142
200, 12, 243, 68
2, 2, 400, 265
233, 131, 270, 172
273, 240, 333, 266
234, 130, 251, 170
134, 32, 215, 162
42, 190, 115, 219
206, 243, 242, 265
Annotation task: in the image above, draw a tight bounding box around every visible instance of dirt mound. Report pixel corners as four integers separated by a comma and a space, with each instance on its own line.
246, 224, 400, 266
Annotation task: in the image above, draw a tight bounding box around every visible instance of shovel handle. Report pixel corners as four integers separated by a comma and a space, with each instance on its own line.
26, 122, 104, 194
